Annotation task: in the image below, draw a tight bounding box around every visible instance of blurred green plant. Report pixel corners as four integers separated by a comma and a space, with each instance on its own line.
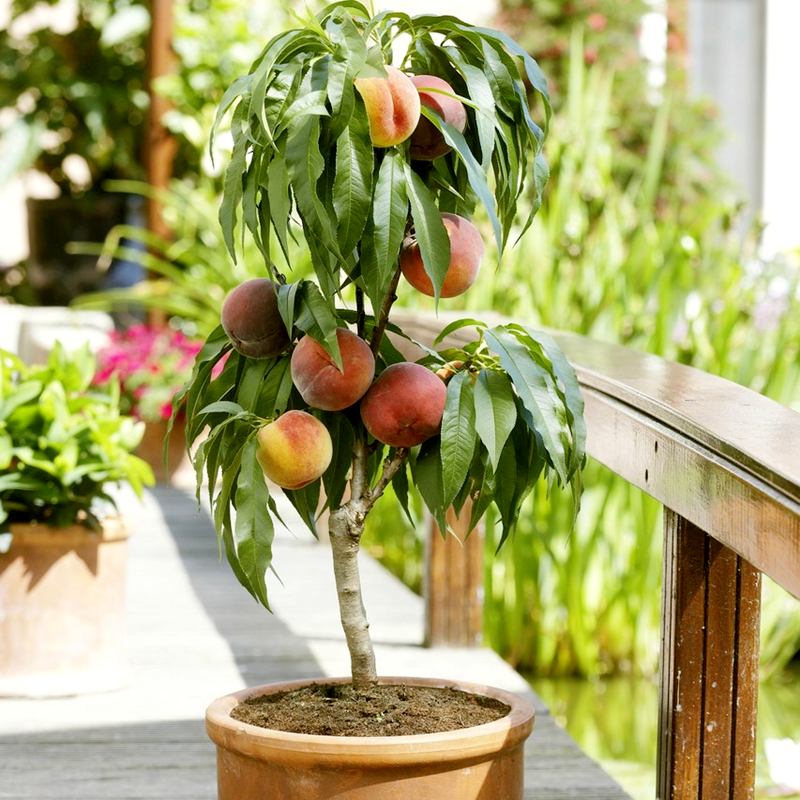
71, 180, 314, 335
0, 0, 149, 193
493, 0, 728, 215
0, 344, 153, 535
382, 39, 800, 678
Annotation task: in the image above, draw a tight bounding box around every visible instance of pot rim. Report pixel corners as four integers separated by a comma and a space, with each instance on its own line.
206, 675, 535, 768
6, 516, 130, 546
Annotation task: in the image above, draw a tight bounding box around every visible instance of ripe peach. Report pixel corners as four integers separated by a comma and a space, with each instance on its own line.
409, 75, 467, 160
399, 212, 485, 298
359, 362, 446, 448
256, 410, 333, 490
290, 328, 375, 411
221, 278, 291, 359
354, 66, 421, 148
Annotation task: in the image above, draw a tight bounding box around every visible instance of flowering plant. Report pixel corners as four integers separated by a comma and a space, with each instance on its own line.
95, 324, 202, 424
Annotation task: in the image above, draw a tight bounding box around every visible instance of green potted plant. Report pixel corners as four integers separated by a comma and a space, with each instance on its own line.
0, 0, 149, 303
0, 343, 154, 697
179, 4, 585, 796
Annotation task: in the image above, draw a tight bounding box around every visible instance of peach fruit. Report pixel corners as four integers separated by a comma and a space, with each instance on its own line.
256, 410, 333, 490
221, 278, 291, 359
290, 328, 376, 411
409, 75, 467, 160
354, 66, 421, 148
359, 362, 447, 448
399, 212, 485, 298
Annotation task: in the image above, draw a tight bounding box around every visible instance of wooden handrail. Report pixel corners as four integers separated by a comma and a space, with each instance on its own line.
394, 311, 800, 800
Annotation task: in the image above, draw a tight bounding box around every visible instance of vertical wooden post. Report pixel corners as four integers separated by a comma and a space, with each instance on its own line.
657, 510, 761, 800
424, 503, 484, 648
144, 0, 176, 242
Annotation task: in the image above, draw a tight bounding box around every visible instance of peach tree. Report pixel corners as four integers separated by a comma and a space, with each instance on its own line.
176, 2, 585, 689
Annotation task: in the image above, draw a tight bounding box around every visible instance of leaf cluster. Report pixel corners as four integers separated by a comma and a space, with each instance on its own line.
0, 345, 154, 539
213, 1, 550, 308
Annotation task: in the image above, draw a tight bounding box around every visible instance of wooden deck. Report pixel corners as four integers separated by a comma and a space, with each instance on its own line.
0, 485, 632, 799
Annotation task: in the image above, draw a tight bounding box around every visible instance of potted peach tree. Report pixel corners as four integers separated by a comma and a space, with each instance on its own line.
177, 3, 585, 797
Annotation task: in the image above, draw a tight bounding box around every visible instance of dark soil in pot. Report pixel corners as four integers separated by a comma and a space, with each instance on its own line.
231, 682, 510, 737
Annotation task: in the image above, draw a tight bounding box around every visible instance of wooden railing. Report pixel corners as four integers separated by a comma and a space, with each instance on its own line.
396, 313, 800, 800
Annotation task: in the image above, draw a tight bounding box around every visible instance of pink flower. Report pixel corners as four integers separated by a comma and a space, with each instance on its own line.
94, 324, 203, 424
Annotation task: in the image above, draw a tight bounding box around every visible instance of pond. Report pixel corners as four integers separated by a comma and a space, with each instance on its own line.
530, 664, 800, 800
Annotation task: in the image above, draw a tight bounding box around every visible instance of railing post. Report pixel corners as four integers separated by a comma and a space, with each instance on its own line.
424, 503, 484, 648
657, 509, 761, 800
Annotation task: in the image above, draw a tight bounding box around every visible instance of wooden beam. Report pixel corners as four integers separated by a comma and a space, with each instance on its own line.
144, 0, 176, 242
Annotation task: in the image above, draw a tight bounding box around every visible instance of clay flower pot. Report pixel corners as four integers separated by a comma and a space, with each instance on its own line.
135, 417, 192, 485
206, 676, 535, 800
0, 517, 131, 697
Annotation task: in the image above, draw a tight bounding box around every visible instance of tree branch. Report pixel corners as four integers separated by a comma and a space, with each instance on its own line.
369, 264, 402, 358
366, 447, 409, 511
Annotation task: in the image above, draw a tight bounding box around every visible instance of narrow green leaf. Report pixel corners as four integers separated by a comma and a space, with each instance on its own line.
197, 400, 247, 417
439, 121, 502, 258
474, 369, 517, 472
219, 102, 249, 261
209, 74, 253, 164
333, 105, 374, 258
432, 317, 486, 346
293, 281, 342, 369
367, 149, 408, 309
232, 436, 274, 607
411, 438, 446, 532
265, 154, 293, 264
404, 164, 450, 305
483, 326, 569, 484
440, 372, 477, 508
285, 114, 342, 264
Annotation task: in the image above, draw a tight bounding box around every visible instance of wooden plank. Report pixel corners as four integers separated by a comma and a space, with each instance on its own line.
657, 511, 760, 800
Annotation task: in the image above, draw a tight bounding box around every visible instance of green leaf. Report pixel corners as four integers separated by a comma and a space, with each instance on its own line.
432, 317, 486, 346
285, 113, 342, 266
333, 105, 374, 258
265, 154, 293, 264
474, 369, 517, 472
232, 437, 274, 608
439, 121, 502, 257
219, 102, 249, 261
440, 372, 477, 508
320, 411, 355, 511
512, 325, 586, 479
404, 164, 451, 305
411, 438, 446, 532
483, 326, 569, 485
209, 74, 253, 162
325, 11, 368, 140
293, 281, 342, 369
365, 149, 408, 309
255, 356, 294, 418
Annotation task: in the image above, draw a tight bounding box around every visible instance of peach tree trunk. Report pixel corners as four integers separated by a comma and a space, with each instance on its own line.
328, 504, 377, 688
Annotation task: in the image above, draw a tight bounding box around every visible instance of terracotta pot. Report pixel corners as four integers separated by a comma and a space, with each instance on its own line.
0, 517, 131, 697
135, 417, 192, 485
206, 676, 535, 800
